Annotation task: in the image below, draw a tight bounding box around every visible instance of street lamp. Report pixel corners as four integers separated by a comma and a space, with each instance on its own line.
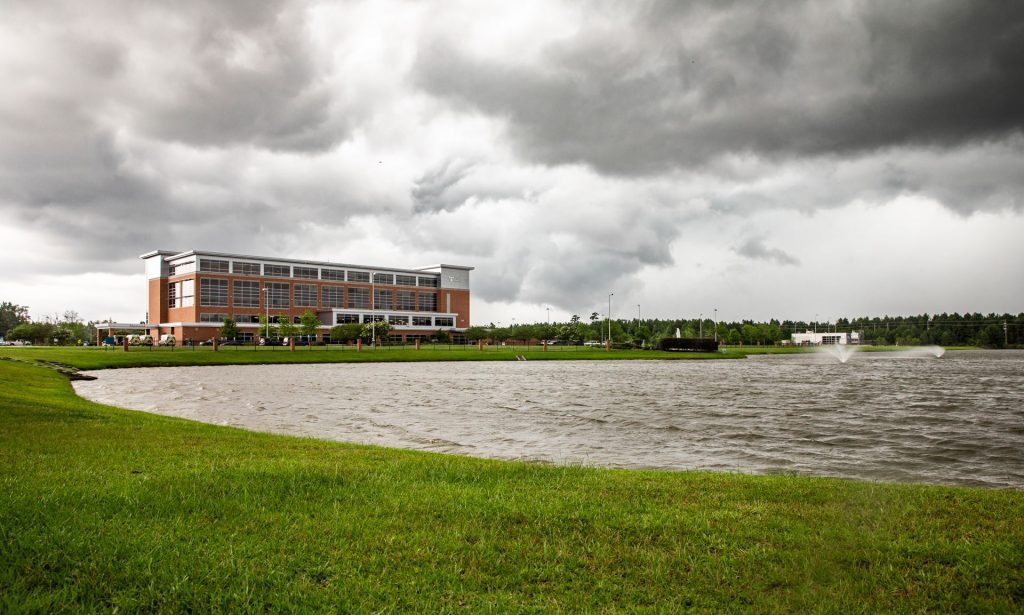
637, 304, 640, 322
608, 292, 614, 344
371, 272, 376, 348
263, 285, 270, 342
546, 307, 550, 324
699, 312, 703, 338
714, 308, 718, 343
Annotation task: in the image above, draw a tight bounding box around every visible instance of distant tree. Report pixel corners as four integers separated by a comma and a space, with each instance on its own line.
433, 329, 452, 343
463, 326, 489, 341
361, 319, 390, 343
220, 317, 240, 340
726, 328, 742, 345
277, 315, 297, 341
259, 314, 276, 340
330, 323, 362, 343
491, 327, 511, 343
741, 323, 761, 345
299, 311, 320, 346
0, 302, 30, 337
7, 322, 54, 345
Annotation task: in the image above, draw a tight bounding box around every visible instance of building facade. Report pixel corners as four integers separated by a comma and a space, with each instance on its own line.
141, 250, 472, 345
790, 330, 863, 345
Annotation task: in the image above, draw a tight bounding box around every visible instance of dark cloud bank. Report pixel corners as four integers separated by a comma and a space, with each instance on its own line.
415, 0, 1024, 177
1, 0, 1022, 314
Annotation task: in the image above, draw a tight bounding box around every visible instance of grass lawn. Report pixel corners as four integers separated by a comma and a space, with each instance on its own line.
1, 353, 1020, 611
0, 344, 741, 370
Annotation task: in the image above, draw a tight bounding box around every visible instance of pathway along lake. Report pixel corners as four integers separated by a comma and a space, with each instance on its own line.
74, 350, 1024, 488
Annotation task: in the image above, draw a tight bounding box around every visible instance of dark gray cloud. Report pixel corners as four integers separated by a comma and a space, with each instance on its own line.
732, 237, 799, 266
414, 1, 1024, 176
411, 159, 475, 214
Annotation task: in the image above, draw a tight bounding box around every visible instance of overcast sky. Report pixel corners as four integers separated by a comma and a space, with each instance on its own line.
2, 0, 1022, 326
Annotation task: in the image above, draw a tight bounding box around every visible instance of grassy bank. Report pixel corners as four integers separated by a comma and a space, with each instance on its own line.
1, 358, 1021, 611
0, 344, 738, 370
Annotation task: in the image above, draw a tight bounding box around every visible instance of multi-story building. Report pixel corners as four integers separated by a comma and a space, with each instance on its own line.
141, 249, 472, 345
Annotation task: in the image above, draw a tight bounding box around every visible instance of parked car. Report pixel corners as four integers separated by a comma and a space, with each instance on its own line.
220, 339, 242, 346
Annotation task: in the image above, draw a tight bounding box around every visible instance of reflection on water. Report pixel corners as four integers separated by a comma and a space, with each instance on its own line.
73, 350, 1024, 488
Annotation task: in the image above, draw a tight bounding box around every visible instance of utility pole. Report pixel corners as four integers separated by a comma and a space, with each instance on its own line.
608, 292, 614, 344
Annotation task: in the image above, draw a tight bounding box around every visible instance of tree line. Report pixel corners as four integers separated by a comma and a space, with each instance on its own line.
462, 312, 1023, 349
1, 303, 97, 345
3, 299, 1021, 348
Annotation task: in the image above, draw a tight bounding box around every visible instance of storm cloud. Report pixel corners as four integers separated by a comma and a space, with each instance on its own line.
1, 0, 1022, 322
414, 1, 1024, 175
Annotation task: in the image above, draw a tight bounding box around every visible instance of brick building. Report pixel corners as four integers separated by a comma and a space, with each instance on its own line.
141, 250, 472, 345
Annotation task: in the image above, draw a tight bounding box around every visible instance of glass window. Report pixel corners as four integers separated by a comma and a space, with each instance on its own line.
435, 316, 454, 327
233, 280, 260, 307
200, 259, 229, 273
199, 313, 227, 322
294, 266, 318, 279
388, 315, 409, 326
168, 282, 178, 308
396, 274, 416, 286
264, 264, 291, 278
347, 287, 369, 309
294, 284, 317, 307
418, 293, 437, 312
169, 260, 195, 277
181, 279, 194, 307
233, 261, 261, 276
347, 271, 370, 283
200, 278, 228, 307
396, 291, 416, 311
363, 314, 385, 323
412, 316, 432, 326
234, 314, 260, 323
321, 286, 344, 308
266, 282, 289, 308
373, 289, 392, 310
321, 268, 344, 281
373, 273, 393, 285
335, 313, 360, 324
418, 276, 438, 288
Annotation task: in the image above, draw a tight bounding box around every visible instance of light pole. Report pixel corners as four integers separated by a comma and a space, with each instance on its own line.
699, 312, 703, 338
371, 272, 376, 348
714, 308, 718, 343
637, 304, 640, 322
608, 292, 614, 344
814, 313, 818, 334
263, 286, 270, 342
546, 307, 550, 325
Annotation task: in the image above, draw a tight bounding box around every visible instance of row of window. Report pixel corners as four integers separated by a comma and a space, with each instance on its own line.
193, 313, 455, 327
188, 258, 438, 287
194, 279, 439, 311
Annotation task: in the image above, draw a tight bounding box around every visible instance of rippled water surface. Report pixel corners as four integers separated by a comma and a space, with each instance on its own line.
74, 350, 1024, 488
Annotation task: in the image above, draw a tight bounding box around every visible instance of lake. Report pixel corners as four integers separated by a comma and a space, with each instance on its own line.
73, 350, 1024, 488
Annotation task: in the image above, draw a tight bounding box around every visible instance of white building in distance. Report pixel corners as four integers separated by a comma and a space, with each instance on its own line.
791, 330, 863, 345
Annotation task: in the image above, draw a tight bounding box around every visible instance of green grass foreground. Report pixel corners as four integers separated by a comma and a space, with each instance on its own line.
2, 359, 1021, 611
